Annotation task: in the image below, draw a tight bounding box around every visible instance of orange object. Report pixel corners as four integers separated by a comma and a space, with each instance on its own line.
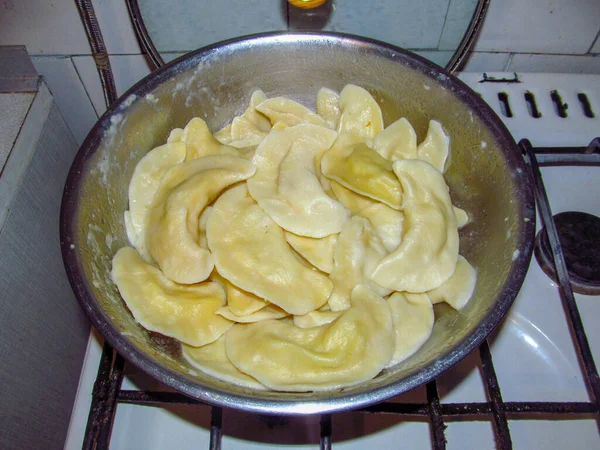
288, 0, 328, 9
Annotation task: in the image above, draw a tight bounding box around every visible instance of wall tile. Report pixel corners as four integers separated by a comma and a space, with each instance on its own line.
0, 0, 90, 55
507, 53, 600, 74
460, 52, 511, 72
438, 0, 478, 51
72, 55, 154, 115
31, 57, 98, 144
92, 0, 143, 55
137, 0, 287, 53
591, 34, 600, 53
415, 51, 455, 68
289, 0, 450, 50
474, 0, 600, 54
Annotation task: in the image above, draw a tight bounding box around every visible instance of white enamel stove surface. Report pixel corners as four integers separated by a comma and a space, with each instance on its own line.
64, 73, 600, 450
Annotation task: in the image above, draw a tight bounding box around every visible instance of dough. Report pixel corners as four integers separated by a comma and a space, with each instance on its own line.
248, 124, 347, 237
146, 155, 256, 284
285, 232, 337, 274
210, 270, 269, 316
370, 159, 459, 292
417, 120, 450, 173
216, 304, 288, 323
256, 97, 327, 127
181, 117, 240, 160
386, 292, 434, 367
111, 247, 232, 347
337, 84, 384, 139
225, 284, 394, 391
428, 255, 477, 310
372, 117, 418, 161
182, 336, 265, 390
321, 134, 403, 209
316, 87, 340, 129
206, 184, 333, 315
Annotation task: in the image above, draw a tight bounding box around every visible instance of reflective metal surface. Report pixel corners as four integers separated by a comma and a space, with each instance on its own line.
61, 32, 535, 415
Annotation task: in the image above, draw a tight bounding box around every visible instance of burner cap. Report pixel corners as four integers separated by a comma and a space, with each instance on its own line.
534, 211, 600, 295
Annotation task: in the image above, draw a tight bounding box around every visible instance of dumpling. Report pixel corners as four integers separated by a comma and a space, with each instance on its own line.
216, 304, 288, 323
256, 97, 327, 127
370, 159, 459, 292
417, 120, 450, 173
206, 183, 333, 315
321, 134, 403, 209
125, 141, 186, 259
215, 90, 271, 148
328, 216, 390, 312
293, 309, 342, 329
225, 284, 394, 391
285, 232, 337, 274
372, 117, 418, 161
111, 247, 232, 347
182, 336, 266, 390
428, 255, 477, 310
337, 84, 384, 139
210, 271, 269, 317
454, 206, 469, 228
330, 181, 403, 252
146, 155, 256, 284
316, 87, 340, 129
167, 128, 184, 143
247, 124, 348, 237
197, 206, 212, 250
386, 292, 434, 368
181, 117, 241, 160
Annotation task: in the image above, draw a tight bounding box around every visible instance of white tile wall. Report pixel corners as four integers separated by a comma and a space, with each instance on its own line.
31, 57, 98, 144
508, 53, 600, 74
2, 0, 599, 152
473, 0, 600, 54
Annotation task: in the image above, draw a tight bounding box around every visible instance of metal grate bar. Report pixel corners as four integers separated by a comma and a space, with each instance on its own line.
523, 139, 600, 413
320, 414, 332, 450
119, 390, 208, 406
427, 381, 447, 450
479, 340, 512, 449
83, 343, 125, 450
209, 407, 223, 450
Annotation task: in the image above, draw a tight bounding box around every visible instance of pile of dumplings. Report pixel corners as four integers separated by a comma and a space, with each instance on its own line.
111, 84, 477, 392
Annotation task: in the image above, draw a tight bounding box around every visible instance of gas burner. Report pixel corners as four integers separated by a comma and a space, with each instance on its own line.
535, 211, 600, 295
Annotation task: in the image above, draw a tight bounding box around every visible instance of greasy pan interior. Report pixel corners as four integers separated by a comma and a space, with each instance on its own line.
61, 32, 535, 415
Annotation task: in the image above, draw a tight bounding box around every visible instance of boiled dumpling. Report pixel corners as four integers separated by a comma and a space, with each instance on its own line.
210, 271, 269, 316
111, 247, 232, 346
428, 255, 477, 310
182, 337, 266, 390
285, 232, 337, 274
454, 206, 469, 228
182, 117, 241, 160
316, 87, 340, 129
386, 292, 434, 367
225, 284, 394, 391
125, 141, 186, 259
293, 309, 342, 329
321, 134, 403, 209
417, 120, 449, 173
256, 97, 327, 127
328, 216, 390, 311
330, 181, 403, 252
337, 84, 384, 139
206, 183, 333, 315
146, 155, 256, 284
215, 90, 271, 149
216, 304, 288, 323
247, 124, 348, 237
370, 159, 459, 292
198, 206, 212, 250
167, 128, 184, 143
372, 117, 418, 161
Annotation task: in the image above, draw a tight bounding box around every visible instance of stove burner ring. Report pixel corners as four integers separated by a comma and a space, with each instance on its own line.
534, 211, 600, 295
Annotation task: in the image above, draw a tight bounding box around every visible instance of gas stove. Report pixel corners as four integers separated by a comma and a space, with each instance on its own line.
64, 72, 600, 450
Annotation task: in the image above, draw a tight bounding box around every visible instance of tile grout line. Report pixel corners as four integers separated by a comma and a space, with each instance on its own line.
503, 53, 514, 72
587, 29, 600, 54
436, 0, 454, 49
70, 57, 101, 119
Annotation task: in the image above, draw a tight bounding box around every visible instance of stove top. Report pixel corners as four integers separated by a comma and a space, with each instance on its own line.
64, 73, 600, 450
